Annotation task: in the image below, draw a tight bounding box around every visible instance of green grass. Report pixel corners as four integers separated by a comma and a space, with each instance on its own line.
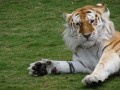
0, 0, 120, 90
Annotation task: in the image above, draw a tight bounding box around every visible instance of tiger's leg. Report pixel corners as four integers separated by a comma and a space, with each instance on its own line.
82, 51, 120, 85
28, 59, 92, 76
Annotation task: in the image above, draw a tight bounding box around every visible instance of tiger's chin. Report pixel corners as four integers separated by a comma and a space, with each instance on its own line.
81, 40, 96, 48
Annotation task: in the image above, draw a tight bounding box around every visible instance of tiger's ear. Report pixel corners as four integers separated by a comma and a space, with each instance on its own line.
62, 13, 72, 22
95, 3, 107, 13
95, 2, 110, 18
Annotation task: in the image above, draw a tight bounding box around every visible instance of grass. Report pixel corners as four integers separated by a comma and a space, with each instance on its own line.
0, 0, 120, 90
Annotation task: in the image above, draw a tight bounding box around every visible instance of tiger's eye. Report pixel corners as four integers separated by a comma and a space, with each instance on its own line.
76, 22, 80, 26
90, 20, 94, 23
86, 11, 91, 13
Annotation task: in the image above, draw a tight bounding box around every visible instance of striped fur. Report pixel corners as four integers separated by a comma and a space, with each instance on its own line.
28, 3, 120, 86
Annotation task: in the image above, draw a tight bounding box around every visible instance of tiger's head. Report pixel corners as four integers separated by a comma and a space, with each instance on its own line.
63, 3, 115, 49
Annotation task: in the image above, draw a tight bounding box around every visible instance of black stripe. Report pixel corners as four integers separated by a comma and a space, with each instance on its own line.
70, 63, 75, 73
79, 61, 87, 68
101, 17, 104, 23
68, 62, 72, 73
67, 62, 75, 73
75, 13, 79, 16
116, 48, 120, 52
102, 42, 113, 53
74, 53, 93, 71
112, 40, 120, 49
79, 61, 93, 71
106, 27, 111, 35
87, 66, 94, 71
96, 45, 100, 58
74, 53, 79, 57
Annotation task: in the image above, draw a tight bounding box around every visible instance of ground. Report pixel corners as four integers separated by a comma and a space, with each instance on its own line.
0, 0, 120, 90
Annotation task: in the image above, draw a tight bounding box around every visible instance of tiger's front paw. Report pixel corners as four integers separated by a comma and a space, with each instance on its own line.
82, 74, 103, 86
27, 59, 53, 76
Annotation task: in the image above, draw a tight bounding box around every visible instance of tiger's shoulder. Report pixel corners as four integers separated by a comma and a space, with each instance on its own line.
103, 31, 120, 53
113, 31, 120, 38
109, 31, 120, 42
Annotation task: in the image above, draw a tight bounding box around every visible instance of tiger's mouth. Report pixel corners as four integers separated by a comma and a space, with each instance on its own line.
80, 39, 97, 48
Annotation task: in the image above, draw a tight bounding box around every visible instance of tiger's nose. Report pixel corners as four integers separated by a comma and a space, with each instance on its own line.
83, 34, 91, 39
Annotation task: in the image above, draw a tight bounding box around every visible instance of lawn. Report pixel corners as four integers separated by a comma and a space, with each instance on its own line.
0, 0, 120, 90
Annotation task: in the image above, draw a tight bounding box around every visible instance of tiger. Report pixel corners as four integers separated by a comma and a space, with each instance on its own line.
28, 3, 120, 85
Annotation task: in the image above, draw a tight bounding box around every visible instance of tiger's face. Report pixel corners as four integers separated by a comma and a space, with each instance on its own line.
63, 3, 109, 48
